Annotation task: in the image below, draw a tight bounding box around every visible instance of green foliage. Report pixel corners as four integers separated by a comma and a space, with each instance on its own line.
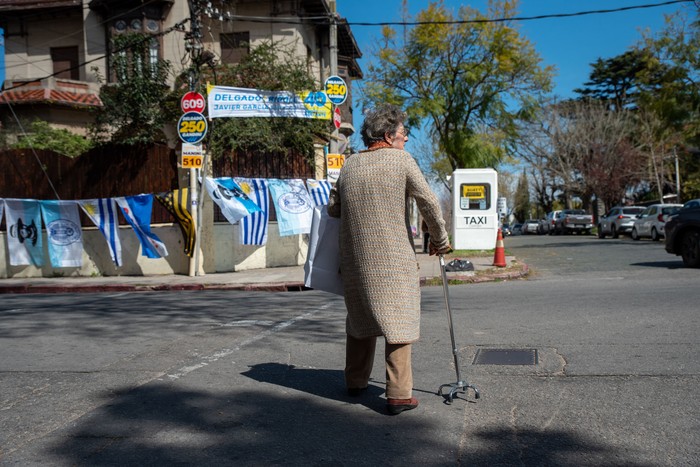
199, 41, 328, 161
12, 120, 93, 157
363, 0, 553, 180
90, 33, 177, 145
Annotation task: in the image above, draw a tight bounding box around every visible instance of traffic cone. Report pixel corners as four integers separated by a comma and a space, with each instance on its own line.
492, 228, 507, 267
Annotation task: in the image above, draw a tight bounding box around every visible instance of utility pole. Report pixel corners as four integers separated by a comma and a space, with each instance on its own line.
674, 147, 681, 203
186, 0, 205, 276
328, 0, 339, 155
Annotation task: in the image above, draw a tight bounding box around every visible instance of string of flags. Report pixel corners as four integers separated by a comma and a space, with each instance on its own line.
0, 178, 333, 269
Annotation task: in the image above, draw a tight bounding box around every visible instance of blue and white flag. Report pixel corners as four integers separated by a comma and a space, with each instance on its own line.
79, 198, 122, 267
306, 179, 332, 206
204, 177, 261, 224
268, 179, 314, 236
234, 178, 269, 245
4, 198, 44, 266
40, 200, 83, 268
115, 195, 168, 259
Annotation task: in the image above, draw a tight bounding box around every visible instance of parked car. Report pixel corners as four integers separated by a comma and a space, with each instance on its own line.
597, 206, 645, 238
511, 223, 523, 235
553, 209, 594, 235
542, 210, 561, 235
522, 219, 540, 235
631, 204, 682, 241
664, 205, 700, 267
682, 198, 700, 209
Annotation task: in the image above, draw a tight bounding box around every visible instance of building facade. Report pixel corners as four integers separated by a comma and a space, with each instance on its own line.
0, 0, 362, 143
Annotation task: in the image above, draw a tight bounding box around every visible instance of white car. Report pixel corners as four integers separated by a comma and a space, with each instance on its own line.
631, 204, 682, 241
522, 219, 540, 235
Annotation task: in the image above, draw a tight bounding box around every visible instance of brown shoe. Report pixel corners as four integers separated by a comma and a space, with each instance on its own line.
386, 397, 419, 415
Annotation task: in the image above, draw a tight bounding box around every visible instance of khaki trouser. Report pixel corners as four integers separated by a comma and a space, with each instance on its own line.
345, 334, 413, 399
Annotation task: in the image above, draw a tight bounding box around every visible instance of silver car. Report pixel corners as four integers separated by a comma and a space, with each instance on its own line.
631, 204, 682, 241
598, 206, 645, 238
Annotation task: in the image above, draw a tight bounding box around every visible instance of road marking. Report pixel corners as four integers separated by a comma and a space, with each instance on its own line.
165, 303, 333, 380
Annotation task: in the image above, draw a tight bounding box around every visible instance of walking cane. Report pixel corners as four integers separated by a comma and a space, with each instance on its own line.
437, 254, 480, 403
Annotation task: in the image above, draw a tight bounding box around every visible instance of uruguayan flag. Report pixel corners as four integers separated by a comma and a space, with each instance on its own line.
268, 179, 314, 236
234, 178, 269, 245
306, 179, 332, 206
204, 177, 261, 224
4, 198, 44, 266
79, 198, 122, 267
40, 200, 83, 268
115, 195, 168, 259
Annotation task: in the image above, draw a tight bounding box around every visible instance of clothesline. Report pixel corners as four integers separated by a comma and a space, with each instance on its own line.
0, 177, 333, 270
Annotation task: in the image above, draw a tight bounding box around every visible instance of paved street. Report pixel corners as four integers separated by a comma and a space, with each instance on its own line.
1, 234, 698, 465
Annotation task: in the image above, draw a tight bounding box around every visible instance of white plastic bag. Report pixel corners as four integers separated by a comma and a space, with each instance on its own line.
304, 206, 344, 295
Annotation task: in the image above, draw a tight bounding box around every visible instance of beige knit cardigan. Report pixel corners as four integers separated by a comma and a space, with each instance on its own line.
327, 148, 449, 344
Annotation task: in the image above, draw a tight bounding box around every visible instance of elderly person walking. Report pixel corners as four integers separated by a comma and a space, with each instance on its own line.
327, 104, 452, 415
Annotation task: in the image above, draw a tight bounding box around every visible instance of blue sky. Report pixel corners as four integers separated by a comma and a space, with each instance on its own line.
340, 0, 690, 99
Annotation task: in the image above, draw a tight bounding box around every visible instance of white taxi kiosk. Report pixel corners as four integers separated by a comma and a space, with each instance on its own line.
452, 168, 498, 250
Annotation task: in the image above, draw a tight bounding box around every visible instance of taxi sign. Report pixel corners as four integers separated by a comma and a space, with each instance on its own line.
324, 75, 347, 105
177, 111, 208, 144
461, 184, 486, 199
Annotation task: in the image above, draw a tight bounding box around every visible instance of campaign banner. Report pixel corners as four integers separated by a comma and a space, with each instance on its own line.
4, 198, 44, 266
207, 85, 331, 120
268, 179, 314, 236
40, 200, 83, 268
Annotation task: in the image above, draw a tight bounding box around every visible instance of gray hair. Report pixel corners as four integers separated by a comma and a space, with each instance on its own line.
361, 104, 407, 147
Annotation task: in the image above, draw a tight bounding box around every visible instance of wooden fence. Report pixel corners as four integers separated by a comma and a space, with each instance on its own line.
0, 144, 315, 227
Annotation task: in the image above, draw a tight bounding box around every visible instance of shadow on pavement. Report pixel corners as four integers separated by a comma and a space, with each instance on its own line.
44, 382, 638, 466
242, 362, 387, 414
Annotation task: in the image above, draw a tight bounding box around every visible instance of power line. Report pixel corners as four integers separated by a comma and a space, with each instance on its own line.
203, 0, 695, 26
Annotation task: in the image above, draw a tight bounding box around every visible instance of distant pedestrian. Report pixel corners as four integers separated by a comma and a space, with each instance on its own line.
328, 103, 452, 415
421, 219, 430, 253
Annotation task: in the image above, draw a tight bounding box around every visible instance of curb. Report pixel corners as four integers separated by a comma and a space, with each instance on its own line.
0, 263, 529, 295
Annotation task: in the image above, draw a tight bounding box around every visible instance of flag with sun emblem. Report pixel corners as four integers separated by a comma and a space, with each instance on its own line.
79, 198, 122, 267
234, 178, 269, 245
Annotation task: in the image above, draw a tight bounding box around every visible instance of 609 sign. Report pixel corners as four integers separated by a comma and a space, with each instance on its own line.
177, 112, 208, 144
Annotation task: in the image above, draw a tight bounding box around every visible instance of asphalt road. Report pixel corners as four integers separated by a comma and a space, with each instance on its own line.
1, 233, 698, 465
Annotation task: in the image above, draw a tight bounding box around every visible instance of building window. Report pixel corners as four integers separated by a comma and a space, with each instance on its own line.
51, 46, 80, 80
220, 32, 250, 64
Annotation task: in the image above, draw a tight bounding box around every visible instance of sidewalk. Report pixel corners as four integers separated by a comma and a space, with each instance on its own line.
0, 251, 528, 294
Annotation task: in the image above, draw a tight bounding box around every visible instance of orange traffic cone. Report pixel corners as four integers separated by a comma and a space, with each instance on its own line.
492, 228, 507, 267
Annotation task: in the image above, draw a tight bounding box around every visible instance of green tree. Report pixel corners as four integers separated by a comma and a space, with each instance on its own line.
90, 33, 176, 145
363, 0, 553, 181
199, 41, 328, 161
12, 120, 93, 157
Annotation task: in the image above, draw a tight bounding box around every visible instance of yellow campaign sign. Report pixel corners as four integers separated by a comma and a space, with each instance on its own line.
326, 153, 345, 169
462, 185, 486, 199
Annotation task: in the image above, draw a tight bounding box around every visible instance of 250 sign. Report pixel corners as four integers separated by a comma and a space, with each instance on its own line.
177, 112, 208, 144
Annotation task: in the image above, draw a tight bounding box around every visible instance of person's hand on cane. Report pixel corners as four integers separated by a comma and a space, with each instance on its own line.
429, 240, 453, 256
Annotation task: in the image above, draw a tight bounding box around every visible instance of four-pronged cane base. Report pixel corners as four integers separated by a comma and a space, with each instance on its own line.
438, 381, 480, 404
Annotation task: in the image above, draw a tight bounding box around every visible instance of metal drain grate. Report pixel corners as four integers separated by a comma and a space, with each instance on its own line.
473, 348, 538, 365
